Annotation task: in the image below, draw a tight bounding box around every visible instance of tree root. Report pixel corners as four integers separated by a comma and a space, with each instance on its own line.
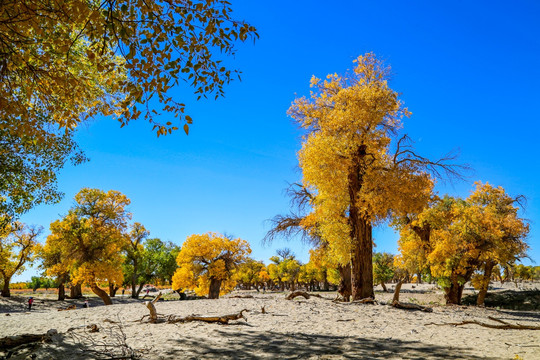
166, 309, 249, 324
426, 316, 540, 330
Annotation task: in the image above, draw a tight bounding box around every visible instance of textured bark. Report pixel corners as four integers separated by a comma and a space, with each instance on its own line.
348, 145, 374, 301
90, 281, 112, 305
57, 282, 65, 301
477, 261, 496, 306
70, 284, 82, 299
444, 273, 466, 305
1, 276, 11, 297
350, 217, 374, 300
208, 278, 222, 299
108, 282, 118, 297
337, 264, 352, 301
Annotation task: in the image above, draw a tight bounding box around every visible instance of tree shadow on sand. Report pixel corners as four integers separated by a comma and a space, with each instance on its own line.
163, 330, 491, 359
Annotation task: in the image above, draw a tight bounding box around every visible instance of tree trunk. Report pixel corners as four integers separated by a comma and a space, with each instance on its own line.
477, 261, 496, 306
337, 264, 352, 301
1, 277, 11, 297
350, 217, 374, 300
347, 144, 374, 301
90, 281, 112, 305
381, 282, 387, 292
444, 273, 466, 305
322, 269, 329, 291
108, 282, 118, 297
208, 278, 221, 299
58, 282, 65, 301
416, 272, 422, 284
135, 282, 144, 298
70, 284, 82, 298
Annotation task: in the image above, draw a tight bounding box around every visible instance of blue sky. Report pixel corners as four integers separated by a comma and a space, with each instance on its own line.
16, 0, 540, 280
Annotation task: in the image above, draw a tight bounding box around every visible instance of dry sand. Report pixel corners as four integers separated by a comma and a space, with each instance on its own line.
1, 284, 539, 359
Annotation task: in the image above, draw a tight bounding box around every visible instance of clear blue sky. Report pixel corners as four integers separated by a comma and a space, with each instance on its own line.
16, 0, 540, 281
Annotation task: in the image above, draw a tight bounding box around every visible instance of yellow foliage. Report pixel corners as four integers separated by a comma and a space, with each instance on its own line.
172, 232, 251, 297
290, 53, 434, 268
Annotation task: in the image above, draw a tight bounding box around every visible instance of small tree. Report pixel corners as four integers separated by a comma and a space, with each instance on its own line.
45, 188, 131, 305
0, 223, 42, 297
373, 252, 395, 292
172, 233, 250, 299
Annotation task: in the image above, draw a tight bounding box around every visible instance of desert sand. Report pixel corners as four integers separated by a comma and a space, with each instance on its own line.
1, 284, 539, 359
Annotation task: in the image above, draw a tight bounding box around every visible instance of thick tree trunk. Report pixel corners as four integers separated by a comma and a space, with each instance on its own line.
322, 269, 329, 291
444, 273, 466, 305
477, 261, 495, 306
90, 281, 112, 305
350, 217, 374, 300
70, 284, 82, 298
58, 283, 65, 301
337, 264, 352, 301
347, 145, 374, 301
208, 278, 222, 299
1, 277, 11, 297
416, 272, 422, 284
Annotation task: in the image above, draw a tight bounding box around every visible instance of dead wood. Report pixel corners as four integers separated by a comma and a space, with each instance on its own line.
286, 291, 326, 300
351, 297, 376, 304
144, 292, 162, 323
426, 317, 540, 330
392, 280, 404, 303
57, 304, 77, 311
0, 329, 58, 350
261, 306, 266, 314
391, 300, 433, 312
87, 324, 99, 333
229, 295, 254, 299
166, 309, 249, 325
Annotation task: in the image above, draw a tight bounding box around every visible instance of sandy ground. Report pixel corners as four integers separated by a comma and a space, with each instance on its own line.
1, 284, 539, 359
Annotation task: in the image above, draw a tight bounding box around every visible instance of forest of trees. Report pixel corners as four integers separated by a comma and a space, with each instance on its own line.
0, 1, 534, 310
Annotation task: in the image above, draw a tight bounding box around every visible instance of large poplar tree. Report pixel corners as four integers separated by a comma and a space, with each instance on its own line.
289, 54, 460, 300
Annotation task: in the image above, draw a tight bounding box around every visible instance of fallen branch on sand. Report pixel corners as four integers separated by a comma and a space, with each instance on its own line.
141, 293, 248, 324
0, 329, 58, 350
426, 316, 540, 330
285, 291, 326, 300
57, 304, 77, 311
166, 309, 249, 324
390, 281, 433, 312
228, 295, 254, 299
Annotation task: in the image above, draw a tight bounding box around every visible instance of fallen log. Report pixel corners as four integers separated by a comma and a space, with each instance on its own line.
392, 300, 433, 312
285, 291, 326, 300
57, 304, 77, 311
166, 309, 248, 325
228, 295, 254, 299
426, 317, 540, 330
0, 329, 58, 350
145, 292, 162, 323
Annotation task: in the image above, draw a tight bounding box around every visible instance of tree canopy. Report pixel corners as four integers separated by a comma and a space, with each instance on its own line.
0, 0, 258, 137
172, 232, 250, 299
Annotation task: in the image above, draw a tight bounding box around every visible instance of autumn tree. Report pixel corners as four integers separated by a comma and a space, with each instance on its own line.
123, 222, 150, 298
398, 183, 528, 305
373, 252, 395, 292
0, 223, 42, 297
45, 188, 131, 305
234, 258, 266, 290
466, 182, 529, 305
172, 232, 250, 299
1, 0, 258, 137
290, 54, 460, 300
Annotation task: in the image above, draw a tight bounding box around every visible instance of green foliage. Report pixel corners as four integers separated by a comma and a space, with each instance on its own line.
373, 252, 395, 286
0, 117, 86, 226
